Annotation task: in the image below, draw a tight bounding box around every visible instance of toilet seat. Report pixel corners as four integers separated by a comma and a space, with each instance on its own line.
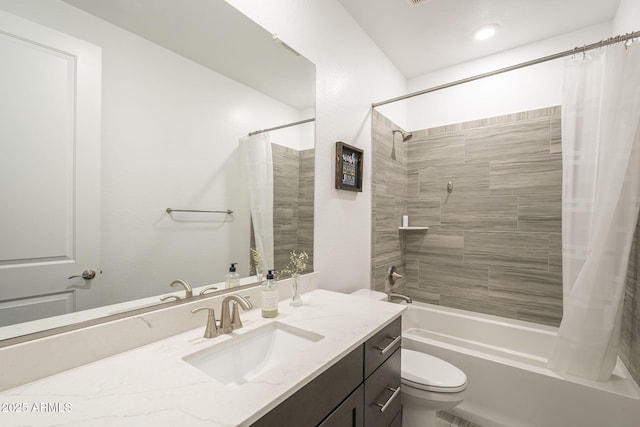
402, 349, 467, 393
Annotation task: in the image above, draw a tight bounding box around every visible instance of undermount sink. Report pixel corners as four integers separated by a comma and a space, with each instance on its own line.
183, 322, 324, 388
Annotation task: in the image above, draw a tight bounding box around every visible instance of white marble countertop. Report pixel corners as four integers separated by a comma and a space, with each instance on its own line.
0, 289, 405, 426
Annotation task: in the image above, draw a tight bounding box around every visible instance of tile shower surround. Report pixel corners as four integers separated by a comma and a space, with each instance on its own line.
372, 106, 640, 384
250, 144, 314, 275
372, 106, 563, 326
273, 144, 314, 273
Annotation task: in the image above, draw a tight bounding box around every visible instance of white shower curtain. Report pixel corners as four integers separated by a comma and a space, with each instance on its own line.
239, 133, 274, 274
548, 42, 640, 381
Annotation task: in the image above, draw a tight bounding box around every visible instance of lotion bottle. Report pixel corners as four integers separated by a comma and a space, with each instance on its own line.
225, 263, 240, 289
261, 269, 279, 318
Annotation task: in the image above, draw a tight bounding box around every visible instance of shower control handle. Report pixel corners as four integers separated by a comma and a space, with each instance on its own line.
387, 265, 403, 286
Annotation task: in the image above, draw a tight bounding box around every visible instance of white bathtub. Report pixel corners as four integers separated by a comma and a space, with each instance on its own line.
402, 301, 640, 427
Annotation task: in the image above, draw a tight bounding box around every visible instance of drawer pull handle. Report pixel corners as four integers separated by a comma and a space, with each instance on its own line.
375, 386, 401, 413
375, 335, 401, 355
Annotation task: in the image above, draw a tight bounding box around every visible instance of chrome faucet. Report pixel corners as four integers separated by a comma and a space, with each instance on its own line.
170, 279, 193, 298
220, 295, 253, 333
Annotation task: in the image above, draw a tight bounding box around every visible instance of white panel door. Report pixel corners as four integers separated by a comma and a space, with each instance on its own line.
0, 10, 101, 325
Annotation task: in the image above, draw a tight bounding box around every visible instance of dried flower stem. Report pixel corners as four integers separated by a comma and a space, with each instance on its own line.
283, 250, 309, 275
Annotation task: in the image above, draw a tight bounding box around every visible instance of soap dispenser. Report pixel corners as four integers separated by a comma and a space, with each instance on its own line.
225, 263, 240, 289
261, 269, 279, 318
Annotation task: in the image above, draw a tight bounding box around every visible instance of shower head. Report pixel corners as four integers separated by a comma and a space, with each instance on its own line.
393, 129, 413, 142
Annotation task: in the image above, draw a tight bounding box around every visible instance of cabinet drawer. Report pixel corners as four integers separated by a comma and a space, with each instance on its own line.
318, 384, 364, 427
251, 346, 363, 427
364, 317, 401, 378
364, 348, 401, 427
389, 409, 402, 427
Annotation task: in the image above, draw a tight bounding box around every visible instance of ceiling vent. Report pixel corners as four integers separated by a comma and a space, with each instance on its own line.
406, 0, 431, 6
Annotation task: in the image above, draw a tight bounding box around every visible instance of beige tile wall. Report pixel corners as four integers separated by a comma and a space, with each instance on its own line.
296, 148, 315, 267
273, 144, 314, 275
371, 111, 407, 291
250, 144, 314, 276
372, 107, 563, 326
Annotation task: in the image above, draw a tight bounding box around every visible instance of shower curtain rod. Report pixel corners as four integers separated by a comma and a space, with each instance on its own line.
372, 30, 640, 108
248, 117, 315, 136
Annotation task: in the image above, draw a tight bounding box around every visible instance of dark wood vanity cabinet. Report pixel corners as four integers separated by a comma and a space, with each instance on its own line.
250, 317, 402, 427
318, 384, 364, 426
363, 317, 402, 427
251, 347, 363, 427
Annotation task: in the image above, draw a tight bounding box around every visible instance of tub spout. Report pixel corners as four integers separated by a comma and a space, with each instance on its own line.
388, 293, 412, 304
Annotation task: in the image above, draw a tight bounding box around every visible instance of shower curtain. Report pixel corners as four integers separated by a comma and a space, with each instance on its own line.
239, 133, 274, 274
548, 42, 640, 381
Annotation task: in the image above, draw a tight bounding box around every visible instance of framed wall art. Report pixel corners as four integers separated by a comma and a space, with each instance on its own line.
335, 141, 363, 192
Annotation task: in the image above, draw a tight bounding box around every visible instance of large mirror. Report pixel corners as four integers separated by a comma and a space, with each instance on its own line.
0, 0, 315, 342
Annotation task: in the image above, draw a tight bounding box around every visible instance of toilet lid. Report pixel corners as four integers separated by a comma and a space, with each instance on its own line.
402, 349, 467, 393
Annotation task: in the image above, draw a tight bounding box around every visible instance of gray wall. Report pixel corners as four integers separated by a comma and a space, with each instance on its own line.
272, 144, 315, 275
372, 107, 563, 326
371, 111, 407, 292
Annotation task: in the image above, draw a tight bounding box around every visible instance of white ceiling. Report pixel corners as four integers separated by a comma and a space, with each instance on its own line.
337, 0, 621, 78
62, 0, 316, 110
61, 0, 622, 107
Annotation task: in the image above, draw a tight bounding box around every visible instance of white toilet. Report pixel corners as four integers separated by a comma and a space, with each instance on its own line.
401, 348, 467, 426
350, 289, 467, 427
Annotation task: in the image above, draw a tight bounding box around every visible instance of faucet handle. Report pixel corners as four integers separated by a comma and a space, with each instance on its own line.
199, 286, 218, 296
230, 296, 250, 329
230, 302, 242, 330
160, 295, 180, 302
387, 266, 403, 287
191, 307, 219, 338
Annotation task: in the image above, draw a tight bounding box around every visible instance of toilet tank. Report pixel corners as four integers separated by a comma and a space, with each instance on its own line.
350, 289, 387, 301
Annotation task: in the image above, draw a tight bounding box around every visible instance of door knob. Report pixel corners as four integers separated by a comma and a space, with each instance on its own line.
68, 269, 96, 280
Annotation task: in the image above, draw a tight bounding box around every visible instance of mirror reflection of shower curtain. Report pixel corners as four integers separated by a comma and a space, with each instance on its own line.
239, 134, 274, 273
548, 42, 640, 381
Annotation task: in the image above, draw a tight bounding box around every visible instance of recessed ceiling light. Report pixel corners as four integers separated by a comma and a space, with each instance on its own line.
474, 24, 499, 41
